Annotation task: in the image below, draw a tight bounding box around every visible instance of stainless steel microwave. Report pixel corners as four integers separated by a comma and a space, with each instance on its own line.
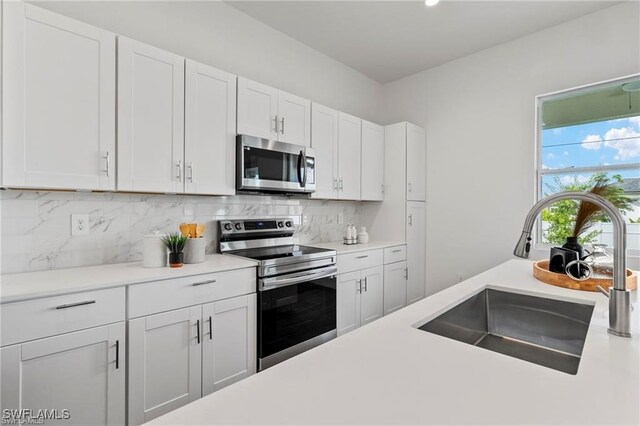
236, 135, 316, 194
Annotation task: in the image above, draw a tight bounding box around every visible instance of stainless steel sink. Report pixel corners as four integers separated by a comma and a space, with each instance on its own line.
418, 288, 594, 375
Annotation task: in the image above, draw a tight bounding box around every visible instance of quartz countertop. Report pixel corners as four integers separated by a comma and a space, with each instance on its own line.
308, 240, 405, 254
150, 259, 639, 425
0, 255, 258, 303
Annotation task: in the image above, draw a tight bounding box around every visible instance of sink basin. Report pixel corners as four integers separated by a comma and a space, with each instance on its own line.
418, 288, 594, 374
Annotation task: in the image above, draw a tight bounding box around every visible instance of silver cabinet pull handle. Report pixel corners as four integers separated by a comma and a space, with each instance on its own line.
187, 161, 194, 183
176, 160, 183, 182
274, 115, 279, 133
408, 214, 413, 226
333, 178, 338, 190
192, 279, 216, 286
56, 300, 96, 310
196, 319, 201, 344
356, 279, 362, 294
381, 184, 384, 194
115, 340, 120, 369
280, 116, 285, 134
103, 151, 111, 177
339, 178, 344, 190
363, 277, 368, 292
408, 182, 413, 192
208, 316, 213, 340
355, 255, 368, 259
405, 268, 409, 280
392, 249, 402, 253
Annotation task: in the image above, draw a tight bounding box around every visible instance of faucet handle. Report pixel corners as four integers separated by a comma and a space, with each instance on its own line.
596, 285, 610, 298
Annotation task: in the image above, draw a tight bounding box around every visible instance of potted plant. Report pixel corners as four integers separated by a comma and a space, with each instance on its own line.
161, 232, 188, 268
563, 176, 636, 259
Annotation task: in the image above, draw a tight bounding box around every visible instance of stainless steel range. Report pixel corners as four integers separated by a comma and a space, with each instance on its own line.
219, 218, 337, 371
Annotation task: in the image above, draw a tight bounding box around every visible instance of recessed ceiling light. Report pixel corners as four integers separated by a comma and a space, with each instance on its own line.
425, 0, 440, 6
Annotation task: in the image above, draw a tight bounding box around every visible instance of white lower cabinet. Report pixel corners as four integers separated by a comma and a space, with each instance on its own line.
384, 261, 408, 315
128, 293, 257, 425
202, 295, 257, 395
0, 323, 125, 426
128, 306, 202, 425
337, 266, 383, 336
407, 201, 427, 304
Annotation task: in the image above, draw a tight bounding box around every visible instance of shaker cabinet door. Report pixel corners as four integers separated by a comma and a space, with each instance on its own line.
361, 120, 384, 201
0, 323, 125, 426
406, 123, 426, 201
277, 90, 311, 146
128, 306, 202, 426
184, 60, 237, 195
202, 294, 257, 396
2, 3, 116, 190
337, 272, 361, 336
359, 266, 384, 326
310, 103, 339, 199
406, 201, 426, 304
117, 37, 185, 193
384, 261, 407, 315
337, 112, 362, 200
237, 77, 279, 140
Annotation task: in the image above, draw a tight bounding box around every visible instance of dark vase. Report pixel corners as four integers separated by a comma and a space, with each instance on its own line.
562, 237, 584, 259
169, 252, 184, 268
562, 237, 584, 277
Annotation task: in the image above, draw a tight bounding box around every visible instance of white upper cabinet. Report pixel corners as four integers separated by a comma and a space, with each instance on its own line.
337, 112, 362, 200
310, 103, 339, 199
2, 3, 116, 190
237, 77, 278, 140
184, 60, 237, 195
406, 123, 426, 201
277, 90, 311, 146
237, 77, 311, 146
117, 37, 185, 193
360, 120, 384, 201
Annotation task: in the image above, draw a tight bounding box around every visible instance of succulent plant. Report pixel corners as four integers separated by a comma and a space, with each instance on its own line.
161, 232, 188, 254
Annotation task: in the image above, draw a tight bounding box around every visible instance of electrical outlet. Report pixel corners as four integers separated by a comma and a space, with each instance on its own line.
71, 214, 90, 236
337, 212, 344, 225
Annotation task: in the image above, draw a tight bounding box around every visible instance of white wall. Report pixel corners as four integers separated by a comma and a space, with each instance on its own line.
30, 0, 383, 123
380, 1, 640, 295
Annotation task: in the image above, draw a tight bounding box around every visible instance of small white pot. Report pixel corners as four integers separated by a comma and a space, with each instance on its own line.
184, 238, 206, 264
142, 234, 167, 268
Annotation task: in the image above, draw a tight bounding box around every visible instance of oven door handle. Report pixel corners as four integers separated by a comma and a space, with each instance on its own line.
259, 265, 337, 291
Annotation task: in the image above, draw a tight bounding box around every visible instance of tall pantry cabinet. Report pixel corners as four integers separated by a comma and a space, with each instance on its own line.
362, 122, 427, 303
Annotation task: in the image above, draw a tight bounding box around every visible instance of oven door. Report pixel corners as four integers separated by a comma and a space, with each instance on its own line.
237, 135, 315, 193
258, 266, 337, 370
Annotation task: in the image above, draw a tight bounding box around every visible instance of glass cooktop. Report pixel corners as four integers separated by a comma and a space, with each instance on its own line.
231, 245, 331, 261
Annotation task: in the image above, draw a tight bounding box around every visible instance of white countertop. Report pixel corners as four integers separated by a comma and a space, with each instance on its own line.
309, 240, 405, 254
0, 255, 257, 303
150, 259, 639, 425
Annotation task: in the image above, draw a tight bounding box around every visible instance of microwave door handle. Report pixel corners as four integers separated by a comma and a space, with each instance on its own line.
301, 150, 307, 187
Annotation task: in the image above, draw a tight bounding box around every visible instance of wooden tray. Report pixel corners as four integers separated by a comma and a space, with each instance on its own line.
533, 260, 637, 292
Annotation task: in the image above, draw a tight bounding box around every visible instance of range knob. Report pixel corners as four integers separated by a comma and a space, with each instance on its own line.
234, 223, 242, 230
223, 223, 232, 231
277, 221, 284, 228
285, 221, 292, 228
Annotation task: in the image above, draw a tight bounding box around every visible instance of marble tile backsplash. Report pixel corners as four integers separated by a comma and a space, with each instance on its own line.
0, 190, 361, 274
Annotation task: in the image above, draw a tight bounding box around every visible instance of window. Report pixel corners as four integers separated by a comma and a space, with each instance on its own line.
536, 75, 640, 252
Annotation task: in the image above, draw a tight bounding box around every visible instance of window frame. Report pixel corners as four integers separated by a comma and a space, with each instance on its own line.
534, 73, 640, 259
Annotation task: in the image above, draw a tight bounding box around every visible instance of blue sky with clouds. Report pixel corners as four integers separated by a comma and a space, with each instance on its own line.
542, 116, 640, 170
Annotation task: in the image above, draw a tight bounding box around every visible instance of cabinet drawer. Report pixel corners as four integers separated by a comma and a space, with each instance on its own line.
128, 268, 256, 318
337, 249, 383, 274
384, 245, 407, 264
1, 287, 125, 347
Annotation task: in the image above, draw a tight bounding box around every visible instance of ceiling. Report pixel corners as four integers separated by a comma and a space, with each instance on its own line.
226, 0, 620, 83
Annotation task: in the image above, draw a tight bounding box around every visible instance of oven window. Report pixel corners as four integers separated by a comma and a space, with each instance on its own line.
259, 276, 336, 359
243, 147, 300, 183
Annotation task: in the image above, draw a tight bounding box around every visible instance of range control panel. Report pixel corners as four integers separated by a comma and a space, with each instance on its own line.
219, 218, 295, 235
